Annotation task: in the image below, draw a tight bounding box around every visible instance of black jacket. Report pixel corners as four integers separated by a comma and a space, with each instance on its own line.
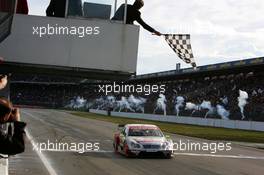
46, 0, 66, 17
112, 4, 156, 33
0, 122, 26, 155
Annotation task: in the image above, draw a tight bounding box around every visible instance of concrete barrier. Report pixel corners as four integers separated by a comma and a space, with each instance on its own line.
0, 159, 8, 175
90, 109, 108, 116
89, 110, 264, 132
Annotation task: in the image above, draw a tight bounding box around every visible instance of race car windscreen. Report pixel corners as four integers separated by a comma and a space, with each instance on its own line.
0, 0, 16, 43
128, 128, 163, 137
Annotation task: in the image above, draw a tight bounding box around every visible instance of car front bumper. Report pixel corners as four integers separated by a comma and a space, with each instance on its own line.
129, 149, 173, 156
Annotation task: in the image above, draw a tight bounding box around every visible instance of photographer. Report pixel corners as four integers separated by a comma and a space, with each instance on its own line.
0, 75, 26, 156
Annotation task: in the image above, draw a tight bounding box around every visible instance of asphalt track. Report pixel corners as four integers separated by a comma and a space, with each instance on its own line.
9, 108, 264, 175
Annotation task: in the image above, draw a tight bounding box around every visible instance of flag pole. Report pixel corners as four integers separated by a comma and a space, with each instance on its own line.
124, 0, 128, 24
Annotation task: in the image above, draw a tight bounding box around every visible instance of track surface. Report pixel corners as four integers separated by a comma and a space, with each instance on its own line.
9, 108, 264, 175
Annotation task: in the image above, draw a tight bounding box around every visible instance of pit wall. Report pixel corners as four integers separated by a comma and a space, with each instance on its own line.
89, 109, 264, 132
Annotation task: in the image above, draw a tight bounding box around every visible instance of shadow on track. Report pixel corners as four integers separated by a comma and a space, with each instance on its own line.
73, 152, 172, 160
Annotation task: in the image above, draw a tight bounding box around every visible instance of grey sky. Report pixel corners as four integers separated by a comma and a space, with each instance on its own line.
27, 0, 264, 75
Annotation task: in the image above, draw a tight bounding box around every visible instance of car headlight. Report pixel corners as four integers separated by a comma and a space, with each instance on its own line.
130, 141, 141, 149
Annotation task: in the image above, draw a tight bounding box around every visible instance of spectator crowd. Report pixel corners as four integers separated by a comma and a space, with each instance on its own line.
10, 70, 264, 121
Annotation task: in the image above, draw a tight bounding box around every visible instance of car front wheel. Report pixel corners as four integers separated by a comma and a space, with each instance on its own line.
124, 143, 131, 157
164, 152, 173, 159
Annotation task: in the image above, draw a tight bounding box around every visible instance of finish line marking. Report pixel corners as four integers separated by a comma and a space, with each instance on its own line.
173, 152, 264, 160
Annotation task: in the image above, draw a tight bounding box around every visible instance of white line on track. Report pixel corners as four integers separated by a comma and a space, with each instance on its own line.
26, 129, 58, 175
23, 110, 58, 175
173, 152, 264, 160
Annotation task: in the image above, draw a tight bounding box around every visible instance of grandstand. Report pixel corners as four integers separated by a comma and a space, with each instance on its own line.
7, 57, 264, 121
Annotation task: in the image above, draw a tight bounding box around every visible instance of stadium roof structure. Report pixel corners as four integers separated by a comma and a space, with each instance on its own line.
130, 57, 264, 82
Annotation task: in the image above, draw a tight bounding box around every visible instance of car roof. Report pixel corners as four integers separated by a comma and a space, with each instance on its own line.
125, 124, 159, 129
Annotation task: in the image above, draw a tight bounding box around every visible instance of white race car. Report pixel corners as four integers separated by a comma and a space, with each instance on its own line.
113, 124, 173, 158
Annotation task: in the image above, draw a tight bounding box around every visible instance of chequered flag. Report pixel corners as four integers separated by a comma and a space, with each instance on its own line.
164, 34, 196, 68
